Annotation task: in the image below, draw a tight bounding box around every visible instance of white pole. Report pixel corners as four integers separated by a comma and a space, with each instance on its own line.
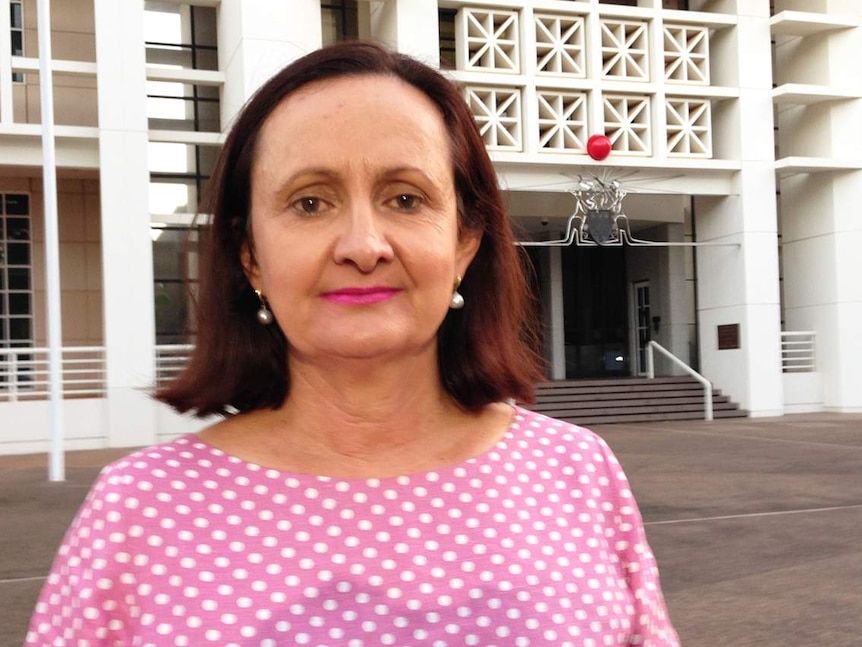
37, 0, 64, 482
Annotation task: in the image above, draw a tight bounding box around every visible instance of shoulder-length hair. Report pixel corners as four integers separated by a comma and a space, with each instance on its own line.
158, 40, 544, 417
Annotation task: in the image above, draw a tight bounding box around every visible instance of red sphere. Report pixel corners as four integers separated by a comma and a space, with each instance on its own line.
586, 134, 612, 161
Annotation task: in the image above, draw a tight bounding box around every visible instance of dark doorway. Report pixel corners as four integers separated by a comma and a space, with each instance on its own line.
561, 245, 629, 378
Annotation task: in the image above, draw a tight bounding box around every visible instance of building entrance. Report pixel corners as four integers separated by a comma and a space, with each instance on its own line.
561, 245, 629, 378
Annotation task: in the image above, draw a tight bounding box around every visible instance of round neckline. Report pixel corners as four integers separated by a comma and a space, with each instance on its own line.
181, 404, 528, 484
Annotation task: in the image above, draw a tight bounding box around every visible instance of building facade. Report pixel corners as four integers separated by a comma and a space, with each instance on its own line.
1, 0, 860, 455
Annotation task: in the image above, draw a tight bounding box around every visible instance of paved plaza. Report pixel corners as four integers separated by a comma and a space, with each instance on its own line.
2, 412, 861, 646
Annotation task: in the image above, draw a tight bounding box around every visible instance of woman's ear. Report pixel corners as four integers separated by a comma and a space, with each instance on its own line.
456, 227, 482, 275
240, 241, 260, 288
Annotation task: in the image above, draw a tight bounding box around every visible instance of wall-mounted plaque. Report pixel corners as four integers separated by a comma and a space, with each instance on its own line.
717, 323, 740, 350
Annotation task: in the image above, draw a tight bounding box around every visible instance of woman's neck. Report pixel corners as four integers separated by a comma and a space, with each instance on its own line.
199, 351, 513, 478
277, 353, 459, 455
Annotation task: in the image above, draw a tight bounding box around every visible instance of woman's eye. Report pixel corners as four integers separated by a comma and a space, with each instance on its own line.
292, 197, 324, 215
391, 194, 421, 211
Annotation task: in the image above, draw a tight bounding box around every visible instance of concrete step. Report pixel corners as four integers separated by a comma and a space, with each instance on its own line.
551, 407, 748, 426
523, 376, 746, 424
530, 396, 736, 412
534, 391, 731, 404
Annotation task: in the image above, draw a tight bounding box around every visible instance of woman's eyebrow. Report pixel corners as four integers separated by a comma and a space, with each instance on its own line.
376, 166, 442, 186
277, 167, 341, 187
267, 168, 341, 201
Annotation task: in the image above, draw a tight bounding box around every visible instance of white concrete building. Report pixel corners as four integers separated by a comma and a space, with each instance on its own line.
0, 0, 859, 455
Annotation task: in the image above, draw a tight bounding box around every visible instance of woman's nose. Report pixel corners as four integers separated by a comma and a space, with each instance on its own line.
332, 202, 394, 272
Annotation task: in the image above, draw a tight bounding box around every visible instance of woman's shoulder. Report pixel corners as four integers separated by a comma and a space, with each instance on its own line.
102, 433, 209, 472
90, 434, 218, 497
510, 405, 610, 447
508, 405, 624, 473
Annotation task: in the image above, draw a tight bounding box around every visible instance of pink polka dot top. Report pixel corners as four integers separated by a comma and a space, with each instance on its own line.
27, 407, 679, 647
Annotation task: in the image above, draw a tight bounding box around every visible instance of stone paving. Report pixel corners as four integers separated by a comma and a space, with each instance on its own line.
2, 412, 861, 646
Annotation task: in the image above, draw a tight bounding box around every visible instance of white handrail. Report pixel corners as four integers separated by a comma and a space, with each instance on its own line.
780, 331, 816, 372
0, 346, 107, 402
155, 344, 194, 387
0, 344, 196, 401
645, 340, 713, 421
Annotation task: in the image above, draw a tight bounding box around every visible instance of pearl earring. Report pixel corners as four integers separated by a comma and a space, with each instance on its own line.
254, 289, 274, 325
449, 275, 465, 310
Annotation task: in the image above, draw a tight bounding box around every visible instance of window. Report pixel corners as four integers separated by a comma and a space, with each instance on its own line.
10, 0, 24, 82
0, 194, 33, 349
152, 225, 204, 344
634, 281, 651, 375
321, 0, 359, 45
144, 3, 220, 344
439, 9, 457, 69
148, 142, 218, 217
148, 142, 216, 344
145, 4, 220, 132
147, 81, 220, 133
144, 3, 218, 71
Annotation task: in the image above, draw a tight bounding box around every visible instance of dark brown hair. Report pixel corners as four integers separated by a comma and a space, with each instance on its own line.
158, 41, 544, 417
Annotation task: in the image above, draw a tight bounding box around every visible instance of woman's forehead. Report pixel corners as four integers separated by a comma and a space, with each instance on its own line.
252, 75, 454, 180
269, 76, 443, 136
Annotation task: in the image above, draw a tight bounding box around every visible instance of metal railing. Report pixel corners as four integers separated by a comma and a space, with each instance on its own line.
0, 346, 107, 402
645, 340, 713, 421
781, 331, 816, 373
0, 344, 195, 401
155, 344, 194, 388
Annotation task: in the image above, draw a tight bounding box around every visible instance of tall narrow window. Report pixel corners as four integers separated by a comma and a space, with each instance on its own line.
144, 2, 219, 344
144, 3, 220, 132
439, 9, 457, 69
152, 225, 203, 344
321, 1, 359, 45
10, 0, 24, 82
0, 194, 34, 349
634, 281, 651, 375
148, 142, 218, 344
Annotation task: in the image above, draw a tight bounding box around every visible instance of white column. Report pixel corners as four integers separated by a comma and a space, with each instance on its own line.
94, 0, 157, 446
665, 224, 696, 368
778, 0, 862, 412
369, 0, 440, 66
219, 0, 322, 126
782, 170, 862, 412
694, 2, 784, 416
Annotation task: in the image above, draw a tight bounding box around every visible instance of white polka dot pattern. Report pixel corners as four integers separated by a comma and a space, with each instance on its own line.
26, 407, 678, 646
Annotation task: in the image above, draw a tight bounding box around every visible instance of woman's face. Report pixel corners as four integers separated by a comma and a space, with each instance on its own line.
243, 74, 481, 366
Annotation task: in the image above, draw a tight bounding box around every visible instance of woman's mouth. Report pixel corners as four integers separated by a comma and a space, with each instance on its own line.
321, 287, 402, 305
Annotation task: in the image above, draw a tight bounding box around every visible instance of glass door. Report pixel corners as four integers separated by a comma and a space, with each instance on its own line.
633, 281, 651, 375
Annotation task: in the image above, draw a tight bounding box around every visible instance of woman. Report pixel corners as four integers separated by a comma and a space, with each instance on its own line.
27, 42, 678, 646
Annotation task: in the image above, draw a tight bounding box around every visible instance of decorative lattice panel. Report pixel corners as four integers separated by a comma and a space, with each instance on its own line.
600, 19, 649, 81
458, 8, 520, 73
666, 97, 712, 157
535, 13, 586, 77
537, 91, 588, 152
603, 94, 651, 156
663, 24, 709, 84
465, 86, 522, 150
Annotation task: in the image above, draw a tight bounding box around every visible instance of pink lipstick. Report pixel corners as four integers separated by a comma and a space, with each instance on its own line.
321, 287, 401, 305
